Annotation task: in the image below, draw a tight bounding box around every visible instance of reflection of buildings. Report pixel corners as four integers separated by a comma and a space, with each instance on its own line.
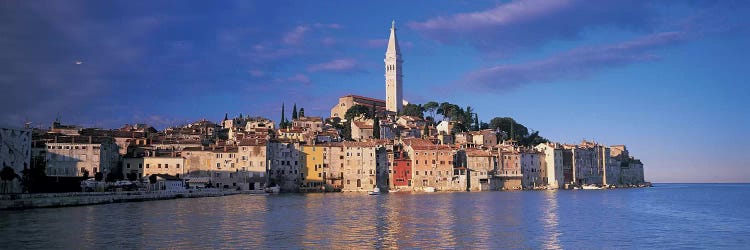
541, 191, 562, 250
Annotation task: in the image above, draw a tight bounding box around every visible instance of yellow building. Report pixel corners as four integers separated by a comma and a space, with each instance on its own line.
301, 145, 325, 188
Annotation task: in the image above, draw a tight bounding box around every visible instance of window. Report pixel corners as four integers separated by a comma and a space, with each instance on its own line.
158, 164, 162, 168
176, 164, 180, 168
146, 164, 150, 168
139, 164, 142, 169
126, 163, 131, 169
165, 164, 169, 169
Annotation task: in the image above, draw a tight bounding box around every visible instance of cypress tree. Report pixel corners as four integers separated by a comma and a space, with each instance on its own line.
292, 103, 298, 120
280, 103, 286, 129
299, 108, 305, 118
373, 116, 380, 139
474, 113, 479, 131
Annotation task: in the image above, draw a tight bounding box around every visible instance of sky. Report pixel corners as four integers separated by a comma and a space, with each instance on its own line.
1, 0, 748, 183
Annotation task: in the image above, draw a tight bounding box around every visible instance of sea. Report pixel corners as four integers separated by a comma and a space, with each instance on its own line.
1, 183, 749, 249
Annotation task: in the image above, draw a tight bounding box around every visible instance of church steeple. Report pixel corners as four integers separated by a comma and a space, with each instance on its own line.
385, 20, 403, 113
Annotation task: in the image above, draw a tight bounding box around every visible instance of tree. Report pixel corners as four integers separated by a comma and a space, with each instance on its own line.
344, 105, 371, 121
422, 124, 429, 138
480, 122, 489, 130
148, 175, 157, 184
473, 113, 480, 131
1, 166, 19, 194
373, 116, 380, 139
94, 172, 104, 181
299, 108, 305, 118
22, 155, 47, 193
81, 169, 90, 179
400, 104, 424, 118
127, 173, 138, 182
423, 101, 439, 123
292, 103, 298, 120
280, 103, 287, 129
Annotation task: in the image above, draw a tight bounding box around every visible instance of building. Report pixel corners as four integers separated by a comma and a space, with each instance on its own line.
267, 141, 302, 192
330, 95, 386, 119
521, 149, 545, 189
237, 139, 268, 190
403, 139, 455, 191
301, 145, 325, 190
385, 20, 403, 113
122, 152, 185, 178
534, 143, 564, 189
340, 141, 388, 192
390, 148, 412, 189
44, 135, 119, 179
0, 127, 31, 193
465, 149, 495, 191
351, 119, 375, 142
496, 146, 522, 190
292, 116, 324, 133
470, 129, 498, 148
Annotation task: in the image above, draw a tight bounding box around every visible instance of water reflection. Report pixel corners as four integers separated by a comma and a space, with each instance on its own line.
542, 191, 562, 250
3, 185, 748, 249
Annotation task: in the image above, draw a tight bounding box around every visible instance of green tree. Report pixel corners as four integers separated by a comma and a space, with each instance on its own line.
473, 113, 480, 131
400, 104, 424, 118
81, 169, 90, 179
280, 103, 287, 129
423, 101, 439, 123
344, 105, 371, 121
299, 107, 305, 118
94, 172, 104, 181
1, 166, 19, 194
373, 116, 381, 139
292, 103, 298, 120
148, 175, 157, 184
422, 124, 429, 138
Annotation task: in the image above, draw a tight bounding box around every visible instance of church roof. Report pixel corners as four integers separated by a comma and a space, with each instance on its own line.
386, 20, 401, 56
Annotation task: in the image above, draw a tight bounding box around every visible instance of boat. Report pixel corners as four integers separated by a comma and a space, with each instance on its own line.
582, 185, 603, 190
368, 187, 381, 195
423, 187, 436, 192
265, 185, 280, 194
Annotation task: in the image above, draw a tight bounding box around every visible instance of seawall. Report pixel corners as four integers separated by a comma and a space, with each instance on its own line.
0, 189, 265, 210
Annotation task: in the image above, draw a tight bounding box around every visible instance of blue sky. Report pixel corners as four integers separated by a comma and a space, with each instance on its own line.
1, 0, 748, 182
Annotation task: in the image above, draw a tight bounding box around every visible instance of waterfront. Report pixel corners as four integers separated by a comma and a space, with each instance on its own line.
1, 184, 748, 249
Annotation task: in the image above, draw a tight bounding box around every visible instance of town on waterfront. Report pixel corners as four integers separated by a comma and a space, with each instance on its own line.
0, 21, 648, 203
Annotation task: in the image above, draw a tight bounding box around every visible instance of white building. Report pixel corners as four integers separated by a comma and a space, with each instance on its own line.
385, 20, 403, 113
535, 143, 564, 189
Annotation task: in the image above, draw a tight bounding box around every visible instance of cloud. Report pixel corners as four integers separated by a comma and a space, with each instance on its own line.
282, 25, 310, 45
313, 23, 342, 29
409, 0, 657, 56
307, 58, 361, 73
274, 74, 311, 85
463, 31, 688, 91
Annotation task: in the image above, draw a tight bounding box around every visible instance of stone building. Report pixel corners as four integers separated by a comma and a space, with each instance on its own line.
384, 20, 403, 113
330, 95, 386, 119
267, 141, 302, 192
122, 153, 185, 178
292, 116, 324, 133
321, 143, 345, 190
403, 139, 456, 191
44, 135, 119, 179
521, 149, 545, 189
340, 141, 388, 192
0, 127, 31, 193
470, 129, 498, 148
534, 143, 564, 189
465, 149, 495, 191
351, 119, 374, 142
496, 145, 522, 190
390, 148, 412, 189
237, 139, 268, 190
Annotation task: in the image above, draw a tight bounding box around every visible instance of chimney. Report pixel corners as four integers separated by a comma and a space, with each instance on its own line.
89, 136, 92, 144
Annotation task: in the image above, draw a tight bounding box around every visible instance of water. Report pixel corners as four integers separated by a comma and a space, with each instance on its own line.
1, 184, 749, 249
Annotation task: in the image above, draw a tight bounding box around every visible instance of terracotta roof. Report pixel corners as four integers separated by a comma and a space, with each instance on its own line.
352, 121, 373, 129
342, 94, 385, 104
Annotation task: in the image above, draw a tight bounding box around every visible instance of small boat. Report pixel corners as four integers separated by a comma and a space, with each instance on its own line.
423, 187, 436, 192
265, 186, 280, 194
368, 187, 381, 195
582, 185, 602, 190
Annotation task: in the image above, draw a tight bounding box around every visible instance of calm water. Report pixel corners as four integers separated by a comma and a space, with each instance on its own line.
1, 184, 749, 249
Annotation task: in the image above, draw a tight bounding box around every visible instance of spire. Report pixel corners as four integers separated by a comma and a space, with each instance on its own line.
386, 19, 400, 55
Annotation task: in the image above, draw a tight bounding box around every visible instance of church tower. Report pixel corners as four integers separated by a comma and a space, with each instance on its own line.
385, 20, 403, 113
